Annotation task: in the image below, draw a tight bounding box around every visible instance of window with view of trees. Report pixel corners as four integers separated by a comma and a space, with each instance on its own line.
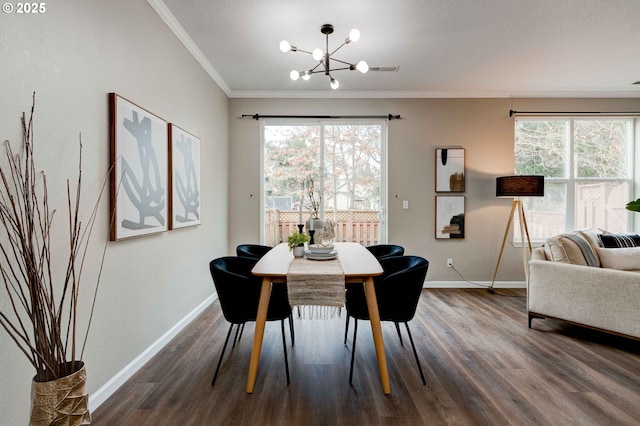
262, 121, 386, 246
514, 118, 634, 240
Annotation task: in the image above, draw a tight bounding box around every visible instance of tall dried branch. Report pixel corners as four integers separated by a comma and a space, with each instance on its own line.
0, 94, 110, 381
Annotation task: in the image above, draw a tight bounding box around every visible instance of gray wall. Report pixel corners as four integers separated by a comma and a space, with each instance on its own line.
229, 97, 640, 283
0, 0, 228, 423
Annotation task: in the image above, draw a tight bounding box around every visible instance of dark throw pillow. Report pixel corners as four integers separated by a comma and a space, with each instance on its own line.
597, 233, 640, 248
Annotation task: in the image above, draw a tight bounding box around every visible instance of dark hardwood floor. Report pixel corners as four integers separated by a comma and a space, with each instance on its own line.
92, 289, 640, 425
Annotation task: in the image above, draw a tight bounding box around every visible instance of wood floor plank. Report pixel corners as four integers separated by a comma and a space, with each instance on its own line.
92, 289, 640, 425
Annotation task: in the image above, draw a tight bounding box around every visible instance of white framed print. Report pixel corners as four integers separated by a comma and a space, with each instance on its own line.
169, 124, 201, 229
109, 93, 168, 241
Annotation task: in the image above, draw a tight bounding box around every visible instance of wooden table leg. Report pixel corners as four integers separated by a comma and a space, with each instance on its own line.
246, 277, 272, 393
363, 276, 391, 394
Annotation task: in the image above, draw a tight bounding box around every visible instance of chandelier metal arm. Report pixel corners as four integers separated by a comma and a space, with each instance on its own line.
307, 67, 353, 76
329, 58, 354, 67
308, 66, 353, 75
294, 48, 314, 55
328, 42, 348, 58
309, 62, 323, 73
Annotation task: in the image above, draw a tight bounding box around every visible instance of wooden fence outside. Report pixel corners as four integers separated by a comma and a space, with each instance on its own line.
265, 210, 380, 247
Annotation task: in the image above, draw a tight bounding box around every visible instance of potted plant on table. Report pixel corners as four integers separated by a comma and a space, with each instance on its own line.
0, 95, 107, 425
287, 231, 310, 257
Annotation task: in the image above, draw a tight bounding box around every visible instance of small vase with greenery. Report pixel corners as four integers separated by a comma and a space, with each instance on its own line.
287, 231, 310, 257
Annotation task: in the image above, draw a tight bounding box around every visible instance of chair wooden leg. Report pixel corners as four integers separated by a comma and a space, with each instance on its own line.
281, 319, 290, 385
344, 316, 350, 345
212, 323, 234, 386
404, 322, 426, 385
349, 319, 358, 385
394, 321, 404, 347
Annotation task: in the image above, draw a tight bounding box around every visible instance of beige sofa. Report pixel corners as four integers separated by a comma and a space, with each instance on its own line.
528, 230, 640, 340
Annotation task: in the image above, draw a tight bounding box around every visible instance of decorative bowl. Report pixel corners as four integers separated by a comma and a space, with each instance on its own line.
308, 244, 334, 253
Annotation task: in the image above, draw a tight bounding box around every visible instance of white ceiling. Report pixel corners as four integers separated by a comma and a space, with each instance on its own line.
153, 0, 640, 98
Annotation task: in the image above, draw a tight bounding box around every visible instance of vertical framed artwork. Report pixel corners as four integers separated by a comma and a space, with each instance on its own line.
168, 124, 201, 229
435, 148, 465, 192
435, 195, 465, 239
109, 93, 168, 241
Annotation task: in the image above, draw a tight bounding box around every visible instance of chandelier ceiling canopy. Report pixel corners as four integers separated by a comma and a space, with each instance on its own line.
279, 23, 369, 90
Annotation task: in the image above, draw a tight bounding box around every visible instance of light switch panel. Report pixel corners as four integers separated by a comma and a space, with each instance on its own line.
402, 200, 409, 209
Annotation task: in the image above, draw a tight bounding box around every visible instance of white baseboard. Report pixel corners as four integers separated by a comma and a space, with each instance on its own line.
425, 280, 526, 289
88, 294, 216, 411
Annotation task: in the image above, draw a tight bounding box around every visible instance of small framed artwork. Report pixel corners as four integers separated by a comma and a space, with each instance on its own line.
435, 148, 465, 192
169, 124, 201, 229
109, 93, 168, 241
435, 195, 465, 239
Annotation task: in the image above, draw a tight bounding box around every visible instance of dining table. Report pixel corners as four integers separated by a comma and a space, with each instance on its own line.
248, 242, 391, 394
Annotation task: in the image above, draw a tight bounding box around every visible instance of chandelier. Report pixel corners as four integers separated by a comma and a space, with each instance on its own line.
279, 24, 369, 90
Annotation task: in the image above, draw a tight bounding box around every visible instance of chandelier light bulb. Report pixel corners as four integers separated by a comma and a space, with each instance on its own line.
312, 48, 324, 61
279, 40, 291, 53
356, 60, 369, 73
290, 70, 300, 81
330, 78, 340, 90
348, 29, 360, 43
302, 71, 311, 81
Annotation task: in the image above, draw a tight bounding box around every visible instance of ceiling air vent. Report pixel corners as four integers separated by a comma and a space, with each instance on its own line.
368, 66, 400, 72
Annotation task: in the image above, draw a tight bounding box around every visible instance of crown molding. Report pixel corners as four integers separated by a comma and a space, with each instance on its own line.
147, 0, 231, 96
229, 90, 640, 99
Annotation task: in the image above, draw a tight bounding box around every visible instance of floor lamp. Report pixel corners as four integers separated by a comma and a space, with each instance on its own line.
489, 175, 545, 294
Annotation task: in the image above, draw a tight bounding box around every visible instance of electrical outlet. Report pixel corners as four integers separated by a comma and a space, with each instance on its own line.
447, 258, 453, 268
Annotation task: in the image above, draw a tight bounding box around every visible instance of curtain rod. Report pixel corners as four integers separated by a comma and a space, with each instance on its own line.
509, 109, 640, 117
242, 113, 401, 120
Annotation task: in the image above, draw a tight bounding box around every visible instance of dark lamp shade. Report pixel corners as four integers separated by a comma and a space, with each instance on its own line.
496, 175, 544, 197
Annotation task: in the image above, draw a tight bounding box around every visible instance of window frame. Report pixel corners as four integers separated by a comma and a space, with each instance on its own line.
260, 118, 389, 245
514, 116, 637, 240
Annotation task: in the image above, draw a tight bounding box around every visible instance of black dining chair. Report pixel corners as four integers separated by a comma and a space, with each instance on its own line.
209, 256, 294, 386
344, 244, 405, 344
235, 244, 272, 260
365, 244, 405, 260
235, 244, 292, 347
345, 255, 429, 385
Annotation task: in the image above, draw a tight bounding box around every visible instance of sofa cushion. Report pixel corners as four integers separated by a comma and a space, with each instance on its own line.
596, 247, 640, 271
544, 233, 600, 266
577, 229, 601, 254
597, 233, 640, 248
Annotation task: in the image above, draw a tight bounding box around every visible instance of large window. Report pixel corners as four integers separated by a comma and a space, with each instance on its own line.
262, 121, 387, 246
514, 118, 634, 240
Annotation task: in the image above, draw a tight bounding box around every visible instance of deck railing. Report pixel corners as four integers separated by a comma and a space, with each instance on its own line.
265, 210, 380, 247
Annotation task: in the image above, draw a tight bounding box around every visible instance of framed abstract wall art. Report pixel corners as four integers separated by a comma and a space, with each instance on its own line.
109, 93, 168, 241
435, 148, 465, 192
168, 124, 201, 229
435, 195, 465, 239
